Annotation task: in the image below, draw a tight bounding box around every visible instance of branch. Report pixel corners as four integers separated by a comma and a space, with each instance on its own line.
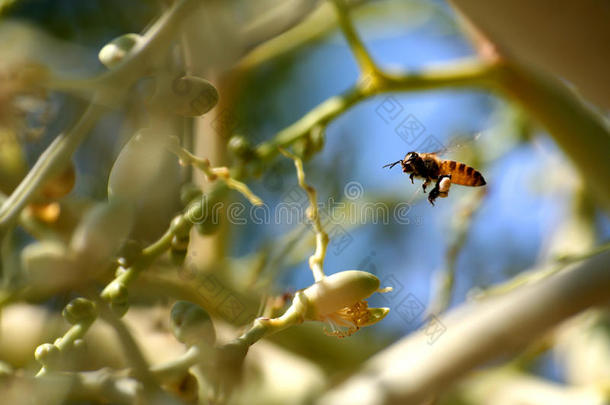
330, 0, 380, 77
280, 149, 328, 282
166, 137, 263, 206
254, 58, 499, 161
317, 249, 610, 405
0, 103, 103, 231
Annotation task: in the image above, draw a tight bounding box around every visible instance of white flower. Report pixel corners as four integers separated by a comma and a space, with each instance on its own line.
302, 270, 391, 338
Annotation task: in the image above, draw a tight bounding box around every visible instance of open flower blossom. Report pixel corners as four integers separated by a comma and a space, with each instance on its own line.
301, 270, 391, 338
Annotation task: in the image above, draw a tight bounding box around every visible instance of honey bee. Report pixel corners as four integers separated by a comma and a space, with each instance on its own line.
384, 151, 486, 205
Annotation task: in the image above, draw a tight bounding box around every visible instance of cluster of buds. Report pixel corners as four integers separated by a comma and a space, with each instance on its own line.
35, 298, 97, 375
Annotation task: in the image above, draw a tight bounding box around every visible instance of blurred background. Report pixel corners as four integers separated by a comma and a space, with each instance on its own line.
0, 0, 609, 404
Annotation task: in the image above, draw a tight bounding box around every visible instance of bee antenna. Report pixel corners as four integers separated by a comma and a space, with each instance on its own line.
383, 160, 402, 169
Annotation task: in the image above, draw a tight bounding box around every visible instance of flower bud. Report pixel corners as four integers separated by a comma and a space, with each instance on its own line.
170, 301, 215, 346
70, 201, 134, 267
170, 215, 191, 239
303, 271, 379, 318
35, 343, 61, 369
62, 298, 97, 325
98, 33, 142, 68
170, 76, 219, 117
21, 241, 77, 292
108, 132, 181, 241
228, 136, 252, 160
148, 75, 219, 117
103, 281, 128, 304
301, 270, 390, 337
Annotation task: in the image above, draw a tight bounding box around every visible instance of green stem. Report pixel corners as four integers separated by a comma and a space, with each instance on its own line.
151, 345, 201, 380
330, 0, 380, 77
281, 149, 328, 282
0, 103, 103, 231
255, 59, 499, 161
235, 294, 306, 347
101, 229, 174, 299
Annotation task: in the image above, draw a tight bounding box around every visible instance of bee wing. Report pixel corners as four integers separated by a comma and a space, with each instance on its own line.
428, 132, 483, 157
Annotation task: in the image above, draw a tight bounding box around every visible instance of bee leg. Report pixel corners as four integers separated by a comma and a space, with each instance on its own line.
422, 178, 431, 193
427, 176, 445, 206
409, 173, 415, 184
428, 187, 439, 205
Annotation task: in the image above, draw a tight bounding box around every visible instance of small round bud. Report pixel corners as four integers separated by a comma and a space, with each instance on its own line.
171, 76, 219, 117
147, 75, 219, 117
228, 136, 252, 160
62, 298, 97, 325
98, 33, 142, 68
170, 235, 189, 266
170, 301, 215, 346
35, 343, 61, 368
103, 281, 128, 304
170, 215, 191, 239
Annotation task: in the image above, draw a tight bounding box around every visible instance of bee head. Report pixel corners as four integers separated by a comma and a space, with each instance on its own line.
404, 152, 419, 164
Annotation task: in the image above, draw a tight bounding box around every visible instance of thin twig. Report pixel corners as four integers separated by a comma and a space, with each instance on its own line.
167, 139, 263, 206
330, 0, 380, 78
280, 148, 328, 282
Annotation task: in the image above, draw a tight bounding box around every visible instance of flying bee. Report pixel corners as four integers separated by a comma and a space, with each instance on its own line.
383, 151, 486, 205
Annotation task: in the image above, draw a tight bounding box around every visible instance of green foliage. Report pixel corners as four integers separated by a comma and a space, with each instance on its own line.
0, 0, 608, 404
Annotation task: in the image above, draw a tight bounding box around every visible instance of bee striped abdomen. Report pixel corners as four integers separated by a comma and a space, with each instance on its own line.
441, 160, 486, 187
